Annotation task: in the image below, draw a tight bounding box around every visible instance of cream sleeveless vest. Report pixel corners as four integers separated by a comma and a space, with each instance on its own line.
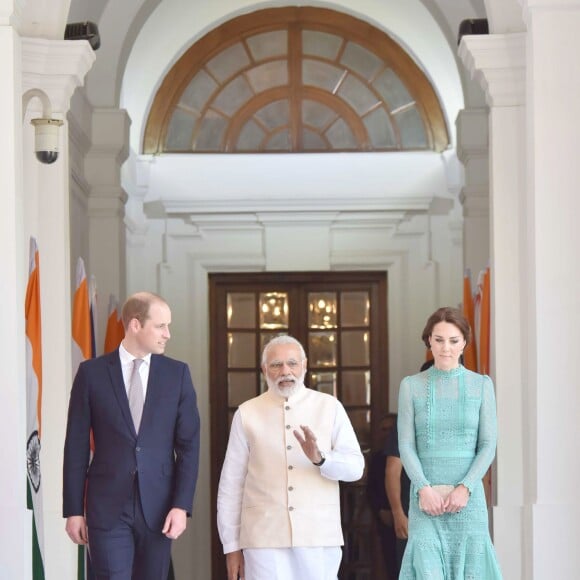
238, 387, 344, 548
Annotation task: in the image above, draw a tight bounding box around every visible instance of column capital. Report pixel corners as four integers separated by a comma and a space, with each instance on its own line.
456, 108, 489, 165
90, 108, 131, 165
459, 185, 489, 217
21, 37, 95, 114
458, 33, 525, 107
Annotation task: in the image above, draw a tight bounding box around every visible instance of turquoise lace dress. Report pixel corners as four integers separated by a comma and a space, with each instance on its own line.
398, 365, 502, 579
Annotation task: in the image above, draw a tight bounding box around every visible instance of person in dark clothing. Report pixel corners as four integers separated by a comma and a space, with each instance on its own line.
384, 420, 411, 573
367, 413, 398, 579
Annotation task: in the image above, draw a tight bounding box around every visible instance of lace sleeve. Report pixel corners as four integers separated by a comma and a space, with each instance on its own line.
459, 375, 497, 493
398, 376, 430, 491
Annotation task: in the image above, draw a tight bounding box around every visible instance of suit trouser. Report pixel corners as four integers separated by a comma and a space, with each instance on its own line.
88, 480, 172, 580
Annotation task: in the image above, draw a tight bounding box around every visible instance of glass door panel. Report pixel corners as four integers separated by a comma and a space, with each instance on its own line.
227, 371, 258, 407
310, 371, 337, 397
308, 292, 337, 328
341, 291, 370, 327
342, 370, 371, 405
259, 291, 288, 329
227, 332, 256, 367
227, 292, 256, 328
341, 330, 370, 367
308, 331, 337, 367
349, 409, 372, 451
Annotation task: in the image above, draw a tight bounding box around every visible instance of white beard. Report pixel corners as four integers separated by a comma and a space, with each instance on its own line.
267, 371, 306, 399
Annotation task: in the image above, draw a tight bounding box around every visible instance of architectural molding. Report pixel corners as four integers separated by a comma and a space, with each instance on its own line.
88, 186, 128, 217
68, 109, 92, 159
456, 108, 489, 164
143, 201, 435, 232
68, 111, 92, 204
21, 37, 96, 113
154, 197, 434, 217
458, 33, 525, 107
84, 108, 130, 195
448, 219, 464, 245
70, 170, 91, 211
460, 185, 490, 217
522, 0, 580, 11
147, 209, 415, 233
89, 108, 131, 163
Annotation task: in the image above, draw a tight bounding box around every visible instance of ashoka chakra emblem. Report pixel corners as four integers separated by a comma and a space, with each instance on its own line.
27, 431, 41, 492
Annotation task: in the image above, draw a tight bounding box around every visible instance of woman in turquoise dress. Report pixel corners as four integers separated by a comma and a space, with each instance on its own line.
398, 307, 502, 579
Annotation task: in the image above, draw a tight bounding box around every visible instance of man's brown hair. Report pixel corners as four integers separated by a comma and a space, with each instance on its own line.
121, 292, 166, 329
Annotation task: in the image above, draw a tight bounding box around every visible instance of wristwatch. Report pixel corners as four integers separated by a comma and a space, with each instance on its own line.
313, 451, 326, 466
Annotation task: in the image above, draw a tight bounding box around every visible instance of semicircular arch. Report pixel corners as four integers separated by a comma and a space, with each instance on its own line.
144, 7, 449, 154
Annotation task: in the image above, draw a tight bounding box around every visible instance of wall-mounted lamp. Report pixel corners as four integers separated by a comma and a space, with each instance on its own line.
22, 89, 64, 164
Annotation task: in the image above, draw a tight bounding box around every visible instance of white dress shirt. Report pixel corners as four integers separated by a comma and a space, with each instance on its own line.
119, 343, 151, 398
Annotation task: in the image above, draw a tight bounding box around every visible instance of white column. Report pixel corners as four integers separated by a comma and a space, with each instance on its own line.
459, 33, 526, 580
85, 108, 130, 352
521, 2, 580, 578
0, 21, 29, 580
21, 37, 95, 580
456, 108, 490, 277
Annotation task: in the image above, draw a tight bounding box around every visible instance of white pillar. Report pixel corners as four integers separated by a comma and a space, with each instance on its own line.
85, 108, 130, 352
456, 108, 490, 277
459, 32, 526, 580
21, 37, 95, 579
521, 2, 580, 577
0, 22, 29, 580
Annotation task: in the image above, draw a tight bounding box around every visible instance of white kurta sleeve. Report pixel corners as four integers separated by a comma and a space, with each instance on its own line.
217, 410, 249, 554
319, 400, 364, 482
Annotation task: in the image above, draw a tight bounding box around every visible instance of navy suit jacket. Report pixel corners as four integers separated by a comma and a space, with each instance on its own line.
63, 350, 200, 531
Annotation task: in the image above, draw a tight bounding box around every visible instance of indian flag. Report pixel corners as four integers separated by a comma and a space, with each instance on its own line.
462, 269, 478, 371
25, 237, 45, 579
473, 266, 491, 375
72, 258, 92, 373
104, 294, 124, 353
71, 258, 93, 579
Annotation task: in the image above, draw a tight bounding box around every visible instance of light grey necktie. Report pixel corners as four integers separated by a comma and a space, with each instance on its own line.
128, 358, 144, 432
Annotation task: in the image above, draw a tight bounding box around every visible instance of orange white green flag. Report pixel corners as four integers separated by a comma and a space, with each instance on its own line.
72, 258, 92, 373
71, 257, 93, 579
104, 294, 124, 353
479, 266, 491, 376
462, 269, 477, 371
25, 237, 45, 579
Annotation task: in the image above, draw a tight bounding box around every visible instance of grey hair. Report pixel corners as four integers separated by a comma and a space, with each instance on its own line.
261, 335, 306, 365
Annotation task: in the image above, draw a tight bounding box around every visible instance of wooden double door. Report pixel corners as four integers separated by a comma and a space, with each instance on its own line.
209, 271, 390, 579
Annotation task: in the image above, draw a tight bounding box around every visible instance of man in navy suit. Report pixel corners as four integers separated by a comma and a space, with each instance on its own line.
63, 292, 200, 580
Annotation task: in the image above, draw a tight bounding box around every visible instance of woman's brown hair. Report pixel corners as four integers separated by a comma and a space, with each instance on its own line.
421, 306, 471, 348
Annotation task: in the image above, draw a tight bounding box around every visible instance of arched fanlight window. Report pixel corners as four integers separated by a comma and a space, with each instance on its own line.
144, 8, 449, 154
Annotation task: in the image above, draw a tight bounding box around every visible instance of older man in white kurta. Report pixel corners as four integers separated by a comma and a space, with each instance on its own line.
217, 335, 364, 580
